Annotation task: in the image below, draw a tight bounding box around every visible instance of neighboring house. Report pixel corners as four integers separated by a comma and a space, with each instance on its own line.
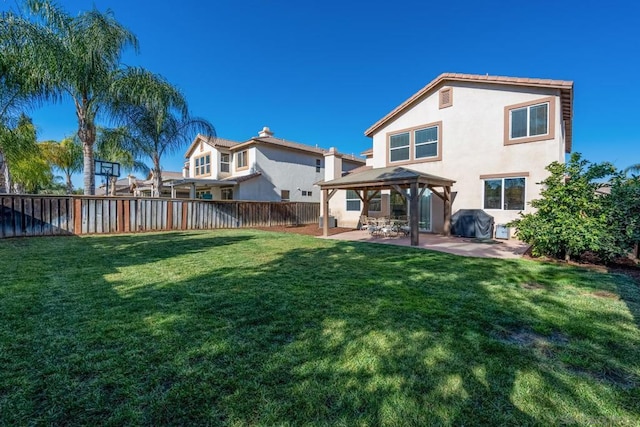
167, 126, 364, 201
135, 171, 190, 198
322, 72, 574, 236
97, 175, 143, 196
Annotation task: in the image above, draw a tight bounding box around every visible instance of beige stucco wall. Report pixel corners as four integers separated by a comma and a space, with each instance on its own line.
332, 82, 567, 232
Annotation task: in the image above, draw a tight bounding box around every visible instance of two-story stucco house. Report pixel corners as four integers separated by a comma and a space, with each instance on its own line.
321, 73, 573, 240
168, 126, 364, 201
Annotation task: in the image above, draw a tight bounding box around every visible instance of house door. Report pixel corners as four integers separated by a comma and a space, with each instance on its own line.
393, 189, 431, 232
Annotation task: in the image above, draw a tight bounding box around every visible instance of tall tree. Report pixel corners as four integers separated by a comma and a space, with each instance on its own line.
40, 137, 83, 193
1, 24, 55, 192
0, 114, 52, 193
109, 68, 214, 197
1, 0, 138, 195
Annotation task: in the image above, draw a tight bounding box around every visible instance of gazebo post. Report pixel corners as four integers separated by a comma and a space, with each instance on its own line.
444, 185, 451, 236
323, 188, 330, 237
409, 181, 419, 246
322, 189, 337, 237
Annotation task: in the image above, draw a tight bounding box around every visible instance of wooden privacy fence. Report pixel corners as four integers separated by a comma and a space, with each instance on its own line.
0, 194, 321, 238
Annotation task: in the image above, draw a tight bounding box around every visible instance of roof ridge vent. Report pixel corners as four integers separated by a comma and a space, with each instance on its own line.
258, 126, 274, 137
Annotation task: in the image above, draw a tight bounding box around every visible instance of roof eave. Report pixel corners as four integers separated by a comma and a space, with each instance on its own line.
184, 134, 209, 159
364, 73, 574, 138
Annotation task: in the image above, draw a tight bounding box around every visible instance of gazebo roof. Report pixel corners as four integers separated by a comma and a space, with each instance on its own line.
319, 166, 455, 190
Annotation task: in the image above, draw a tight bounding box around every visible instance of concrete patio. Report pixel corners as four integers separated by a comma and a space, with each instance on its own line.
320, 229, 530, 259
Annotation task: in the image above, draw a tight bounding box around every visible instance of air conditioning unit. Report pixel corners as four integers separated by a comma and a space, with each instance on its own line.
495, 224, 510, 240
319, 216, 337, 228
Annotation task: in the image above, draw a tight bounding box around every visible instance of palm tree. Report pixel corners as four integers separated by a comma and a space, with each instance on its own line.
109, 68, 215, 197
1, 0, 138, 195
95, 127, 149, 196
40, 137, 83, 193
625, 164, 640, 176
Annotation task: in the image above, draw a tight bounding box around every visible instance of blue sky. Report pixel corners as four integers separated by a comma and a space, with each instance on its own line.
2, 0, 639, 187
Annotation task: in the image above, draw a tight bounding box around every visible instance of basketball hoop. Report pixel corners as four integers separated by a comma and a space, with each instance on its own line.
95, 159, 121, 195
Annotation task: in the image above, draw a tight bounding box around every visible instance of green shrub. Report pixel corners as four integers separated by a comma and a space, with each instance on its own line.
606, 173, 640, 258
509, 153, 621, 262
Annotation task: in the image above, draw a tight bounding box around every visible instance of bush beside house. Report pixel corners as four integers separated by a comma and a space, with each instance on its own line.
510, 153, 640, 263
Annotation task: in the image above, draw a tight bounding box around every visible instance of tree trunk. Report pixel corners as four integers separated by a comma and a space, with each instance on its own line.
110, 176, 117, 196
0, 152, 12, 194
65, 172, 73, 194
82, 142, 95, 195
153, 155, 162, 198
77, 101, 96, 195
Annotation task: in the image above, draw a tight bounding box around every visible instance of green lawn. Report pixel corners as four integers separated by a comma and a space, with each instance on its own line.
1, 230, 639, 426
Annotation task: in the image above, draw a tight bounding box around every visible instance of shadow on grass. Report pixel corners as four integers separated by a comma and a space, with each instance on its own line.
0, 231, 638, 425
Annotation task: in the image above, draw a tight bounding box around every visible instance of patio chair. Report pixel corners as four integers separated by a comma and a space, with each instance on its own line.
367, 217, 383, 236
359, 215, 370, 230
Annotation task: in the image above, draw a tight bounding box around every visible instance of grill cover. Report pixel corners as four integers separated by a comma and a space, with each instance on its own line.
451, 209, 494, 239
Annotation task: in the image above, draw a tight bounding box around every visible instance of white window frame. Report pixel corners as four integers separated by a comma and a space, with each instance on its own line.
194, 154, 211, 177
509, 102, 549, 140
346, 190, 361, 211
389, 132, 410, 163
220, 153, 230, 173
236, 150, 248, 169
414, 126, 439, 159
482, 177, 527, 211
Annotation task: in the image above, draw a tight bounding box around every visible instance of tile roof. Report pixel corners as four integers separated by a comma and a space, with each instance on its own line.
221, 172, 262, 183
365, 72, 574, 151
185, 130, 365, 164
207, 136, 240, 148
320, 166, 455, 189
143, 171, 183, 184
231, 136, 366, 164
242, 136, 326, 155
184, 134, 241, 158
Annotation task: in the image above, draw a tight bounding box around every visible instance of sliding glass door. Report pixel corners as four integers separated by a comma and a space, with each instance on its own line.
391, 189, 431, 232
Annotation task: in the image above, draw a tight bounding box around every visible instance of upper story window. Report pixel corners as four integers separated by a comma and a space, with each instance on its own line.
511, 103, 548, 139
390, 132, 410, 162
220, 153, 230, 173
236, 150, 248, 170
415, 126, 438, 159
387, 122, 442, 166
281, 190, 290, 202
194, 153, 211, 177
504, 97, 555, 146
316, 159, 321, 173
